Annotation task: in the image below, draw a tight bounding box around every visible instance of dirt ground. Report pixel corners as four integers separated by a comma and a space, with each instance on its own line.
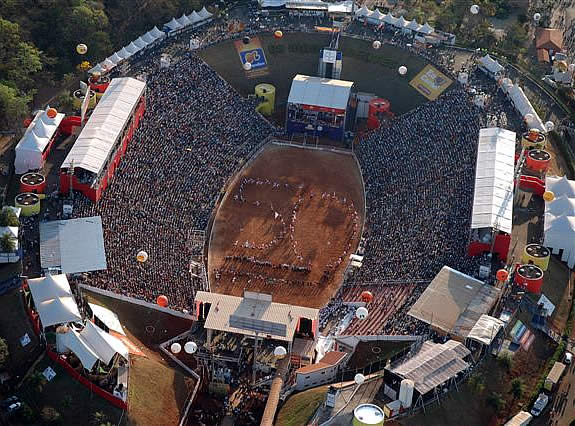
208, 142, 365, 309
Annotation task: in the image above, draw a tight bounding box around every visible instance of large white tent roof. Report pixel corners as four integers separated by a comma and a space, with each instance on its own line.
61, 77, 145, 175
89, 303, 126, 336
355, 5, 370, 16
28, 274, 82, 328
62, 329, 100, 370
507, 85, 546, 132
478, 54, 504, 74
547, 175, 575, 197
15, 109, 65, 174
40, 216, 107, 274
288, 74, 353, 111
471, 127, 516, 234
198, 6, 212, 19
544, 176, 575, 268
80, 321, 129, 364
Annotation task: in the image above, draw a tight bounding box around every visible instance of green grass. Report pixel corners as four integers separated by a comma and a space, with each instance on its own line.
16, 355, 125, 426
276, 385, 329, 426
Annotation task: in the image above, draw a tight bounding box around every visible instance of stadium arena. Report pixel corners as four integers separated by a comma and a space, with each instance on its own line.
18, 4, 564, 424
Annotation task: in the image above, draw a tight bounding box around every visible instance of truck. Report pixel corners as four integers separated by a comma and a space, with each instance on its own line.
504, 411, 532, 425
545, 361, 566, 391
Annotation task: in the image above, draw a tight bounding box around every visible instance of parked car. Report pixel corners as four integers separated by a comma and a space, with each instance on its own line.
531, 393, 549, 417
565, 352, 573, 365
0, 396, 18, 409
6, 402, 21, 414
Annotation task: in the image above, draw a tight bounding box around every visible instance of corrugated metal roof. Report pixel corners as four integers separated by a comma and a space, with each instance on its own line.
390, 340, 470, 395
195, 291, 318, 342
40, 216, 107, 274
287, 74, 353, 111
61, 77, 145, 175
408, 266, 500, 336
471, 127, 516, 234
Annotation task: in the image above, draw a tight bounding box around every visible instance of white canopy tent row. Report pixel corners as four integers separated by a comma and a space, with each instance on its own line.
500, 82, 546, 133
27, 274, 82, 329
354, 6, 435, 35
57, 321, 129, 370
88, 8, 213, 75
544, 176, 575, 268
15, 109, 65, 174
477, 54, 504, 78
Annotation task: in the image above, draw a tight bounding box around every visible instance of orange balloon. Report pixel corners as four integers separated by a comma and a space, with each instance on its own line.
496, 269, 509, 282
360, 290, 373, 303
156, 295, 168, 307
23, 118, 32, 127
46, 108, 58, 119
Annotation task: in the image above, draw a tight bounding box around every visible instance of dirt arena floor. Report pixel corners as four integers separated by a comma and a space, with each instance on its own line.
208, 142, 365, 309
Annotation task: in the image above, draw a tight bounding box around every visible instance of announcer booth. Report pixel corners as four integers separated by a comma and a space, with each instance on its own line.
286, 74, 355, 141
468, 128, 516, 261
60, 77, 146, 202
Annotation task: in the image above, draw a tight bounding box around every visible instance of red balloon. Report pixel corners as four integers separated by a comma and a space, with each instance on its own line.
157, 295, 168, 307
360, 290, 373, 303
496, 269, 509, 282
23, 118, 32, 127
46, 108, 58, 119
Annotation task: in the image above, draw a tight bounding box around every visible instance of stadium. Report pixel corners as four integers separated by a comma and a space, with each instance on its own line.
10, 2, 575, 426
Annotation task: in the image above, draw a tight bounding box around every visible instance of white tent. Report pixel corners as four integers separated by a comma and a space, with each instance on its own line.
547, 175, 575, 197
198, 6, 212, 19
384, 13, 398, 25
419, 22, 434, 35
15, 109, 65, 174
407, 19, 422, 32
507, 85, 546, 132
27, 274, 82, 328
80, 321, 129, 364
355, 5, 371, 17
150, 26, 165, 38
141, 31, 157, 44
544, 214, 575, 267
61, 78, 146, 175
124, 42, 141, 55
395, 15, 409, 28
370, 9, 385, 21
478, 54, 504, 75
165, 17, 183, 31
467, 314, 505, 346
107, 52, 123, 64
89, 303, 126, 336
89, 63, 103, 74
62, 329, 100, 370
177, 14, 192, 27
471, 128, 516, 234
545, 195, 575, 216
187, 11, 202, 23
133, 36, 148, 50
116, 47, 132, 59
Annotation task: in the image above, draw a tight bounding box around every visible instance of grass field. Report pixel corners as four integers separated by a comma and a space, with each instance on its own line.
276, 385, 329, 426
16, 355, 125, 426
127, 356, 193, 426
199, 32, 431, 116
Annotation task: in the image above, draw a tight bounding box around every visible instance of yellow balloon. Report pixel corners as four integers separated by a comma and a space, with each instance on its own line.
543, 191, 555, 202
76, 43, 88, 55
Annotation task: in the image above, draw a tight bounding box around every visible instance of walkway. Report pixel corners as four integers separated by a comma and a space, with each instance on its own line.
260, 356, 290, 426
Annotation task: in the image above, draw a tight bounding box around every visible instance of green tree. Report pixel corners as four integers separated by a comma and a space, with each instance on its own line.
40, 406, 62, 424
0, 18, 42, 89
90, 411, 108, 426
0, 83, 32, 128
0, 337, 9, 368
510, 378, 524, 400
468, 374, 486, 394
0, 233, 16, 253
486, 392, 505, 413
498, 352, 513, 371
27, 370, 47, 393
0, 208, 19, 227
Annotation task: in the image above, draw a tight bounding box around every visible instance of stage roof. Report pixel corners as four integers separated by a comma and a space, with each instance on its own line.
61, 77, 145, 175
28, 274, 82, 328
389, 340, 470, 395
195, 291, 318, 342
287, 74, 353, 111
471, 127, 516, 234
40, 216, 107, 274
408, 266, 500, 336
544, 176, 575, 268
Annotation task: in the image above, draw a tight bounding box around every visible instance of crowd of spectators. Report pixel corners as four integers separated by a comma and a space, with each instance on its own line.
72, 53, 277, 311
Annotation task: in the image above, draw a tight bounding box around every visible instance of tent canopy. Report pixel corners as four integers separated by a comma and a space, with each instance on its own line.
288, 74, 353, 111
467, 314, 505, 345
507, 84, 546, 133
28, 274, 82, 328
478, 55, 504, 74
80, 321, 129, 364
63, 329, 100, 370
89, 303, 126, 336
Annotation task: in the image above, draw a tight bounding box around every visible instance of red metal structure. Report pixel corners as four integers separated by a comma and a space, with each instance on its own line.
525, 149, 551, 173
367, 98, 393, 130
20, 172, 46, 193
514, 264, 544, 294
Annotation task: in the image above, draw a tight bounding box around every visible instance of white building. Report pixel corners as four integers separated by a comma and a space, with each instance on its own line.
295, 351, 347, 390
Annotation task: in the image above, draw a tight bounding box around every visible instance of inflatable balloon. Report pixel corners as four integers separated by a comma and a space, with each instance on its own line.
243, 62, 252, 71
184, 341, 197, 354
470, 4, 480, 14
360, 290, 373, 303
543, 191, 555, 202
46, 108, 58, 119
170, 342, 182, 354
496, 269, 509, 282
354, 373, 366, 385
533, 13, 541, 22
157, 295, 168, 307
242, 36, 251, 45
137, 250, 148, 263
274, 30, 283, 39
23, 118, 32, 128
545, 121, 555, 132
524, 113, 534, 122
76, 43, 88, 55
398, 66, 408, 76
274, 346, 287, 359
372, 40, 381, 49
356, 306, 368, 320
